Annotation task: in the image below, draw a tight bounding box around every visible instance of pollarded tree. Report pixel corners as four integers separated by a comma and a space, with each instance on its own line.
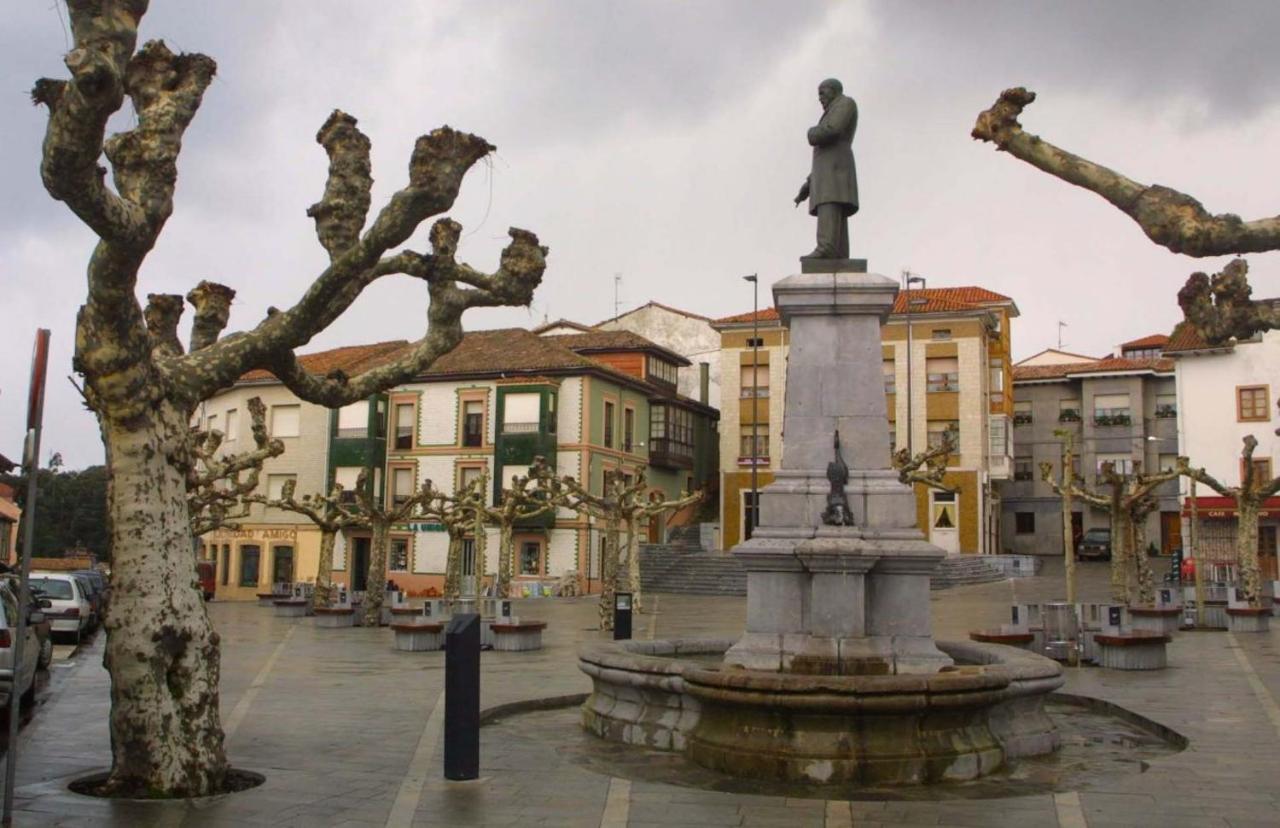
483, 469, 558, 599
246, 479, 368, 611
972, 88, 1279, 344
546, 468, 631, 630
1181, 432, 1280, 608
618, 476, 703, 613
352, 472, 442, 626
33, 2, 546, 797
187, 397, 284, 537
891, 432, 958, 493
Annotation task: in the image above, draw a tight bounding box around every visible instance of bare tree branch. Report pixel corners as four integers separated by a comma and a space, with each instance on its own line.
187, 281, 236, 352
307, 110, 373, 261
973, 87, 1280, 257
187, 397, 284, 536
1177, 260, 1280, 346
892, 436, 956, 492
144, 293, 184, 358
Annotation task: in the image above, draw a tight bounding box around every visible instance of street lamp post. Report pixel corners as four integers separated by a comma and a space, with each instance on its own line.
743, 274, 759, 540
903, 272, 926, 456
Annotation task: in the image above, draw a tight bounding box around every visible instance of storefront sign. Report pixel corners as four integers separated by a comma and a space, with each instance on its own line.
209, 527, 298, 541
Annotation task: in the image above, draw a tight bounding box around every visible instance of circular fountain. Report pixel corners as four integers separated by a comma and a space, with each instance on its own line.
577, 267, 1065, 785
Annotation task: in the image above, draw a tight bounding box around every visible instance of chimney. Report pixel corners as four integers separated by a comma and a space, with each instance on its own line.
699, 362, 710, 405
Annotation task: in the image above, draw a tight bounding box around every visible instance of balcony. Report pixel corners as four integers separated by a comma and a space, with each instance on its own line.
1058, 409, 1081, 423
1093, 411, 1132, 428
1154, 404, 1177, 419
1013, 412, 1033, 426
649, 437, 694, 470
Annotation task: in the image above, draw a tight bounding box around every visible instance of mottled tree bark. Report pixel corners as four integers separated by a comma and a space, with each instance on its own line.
364, 517, 391, 626
496, 523, 516, 598
314, 530, 337, 610
34, 1, 545, 797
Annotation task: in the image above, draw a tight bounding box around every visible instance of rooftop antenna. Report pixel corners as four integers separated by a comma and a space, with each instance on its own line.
1057, 320, 1067, 349
613, 273, 623, 321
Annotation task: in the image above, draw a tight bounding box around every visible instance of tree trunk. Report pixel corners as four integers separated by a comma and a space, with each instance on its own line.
473, 519, 488, 598
101, 405, 228, 797
1062, 488, 1076, 604
1237, 495, 1262, 607
625, 516, 644, 613
496, 524, 514, 598
1109, 503, 1130, 604
444, 528, 463, 599
1132, 517, 1155, 606
311, 529, 337, 611
362, 519, 390, 626
598, 518, 620, 631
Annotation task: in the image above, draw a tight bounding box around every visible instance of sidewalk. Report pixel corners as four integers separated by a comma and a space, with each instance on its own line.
5, 561, 1280, 826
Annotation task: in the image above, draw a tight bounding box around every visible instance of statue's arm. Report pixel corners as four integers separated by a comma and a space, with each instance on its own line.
794, 176, 810, 205
807, 98, 856, 146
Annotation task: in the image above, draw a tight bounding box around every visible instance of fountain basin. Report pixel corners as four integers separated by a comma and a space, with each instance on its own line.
579, 638, 1063, 785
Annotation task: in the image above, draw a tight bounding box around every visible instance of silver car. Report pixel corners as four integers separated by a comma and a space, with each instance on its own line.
28, 573, 91, 644
0, 582, 40, 710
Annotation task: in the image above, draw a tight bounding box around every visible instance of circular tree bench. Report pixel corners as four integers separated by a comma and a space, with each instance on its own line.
1128, 606, 1182, 635
1094, 631, 1170, 670
313, 606, 356, 628
1226, 606, 1271, 633
490, 621, 547, 652
272, 598, 310, 618
391, 623, 445, 652
1201, 600, 1229, 630
257, 592, 288, 608
968, 629, 1035, 651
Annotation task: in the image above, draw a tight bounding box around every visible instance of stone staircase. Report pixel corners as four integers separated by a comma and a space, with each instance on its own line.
639, 547, 1006, 596
639, 545, 747, 596
930, 555, 1007, 590
665, 524, 703, 549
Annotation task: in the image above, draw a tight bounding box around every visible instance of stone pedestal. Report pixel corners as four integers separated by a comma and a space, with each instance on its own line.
725, 268, 951, 676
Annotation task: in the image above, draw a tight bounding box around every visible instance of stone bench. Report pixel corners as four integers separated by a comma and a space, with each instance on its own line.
1201, 601, 1229, 629
272, 599, 310, 618
389, 607, 429, 625
1226, 606, 1271, 633
968, 629, 1035, 651
257, 593, 288, 608
313, 607, 356, 628
391, 623, 445, 652
1128, 606, 1182, 635
490, 621, 547, 652
1094, 631, 1169, 670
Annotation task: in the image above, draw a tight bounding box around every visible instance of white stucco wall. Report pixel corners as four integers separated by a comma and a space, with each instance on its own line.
598, 305, 721, 407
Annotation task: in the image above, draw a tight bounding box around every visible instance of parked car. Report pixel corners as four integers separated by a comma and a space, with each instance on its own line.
195, 561, 216, 602
1076, 527, 1112, 561
74, 569, 109, 605
72, 573, 102, 629
0, 581, 41, 711
23, 585, 54, 670
28, 573, 92, 644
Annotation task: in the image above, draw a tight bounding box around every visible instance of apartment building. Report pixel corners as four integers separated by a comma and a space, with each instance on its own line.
1002, 354, 1179, 558
594, 302, 722, 410
714, 285, 1017, 555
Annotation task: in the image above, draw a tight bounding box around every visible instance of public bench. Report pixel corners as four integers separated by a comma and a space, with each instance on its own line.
1127, 606, 1181, 635
313, 606, 356, 628
272, 598, 310, 618
1093, 631, 1169, 670
490, 621, 547, 652
391, 622, 445, 652
1226, 606, 1270, 633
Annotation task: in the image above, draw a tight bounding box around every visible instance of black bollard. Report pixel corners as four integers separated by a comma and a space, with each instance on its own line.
444, 612, 480, 780
613, 592, 633, 641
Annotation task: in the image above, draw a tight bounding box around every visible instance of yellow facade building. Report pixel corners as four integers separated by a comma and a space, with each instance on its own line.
715, 286, 1016, 555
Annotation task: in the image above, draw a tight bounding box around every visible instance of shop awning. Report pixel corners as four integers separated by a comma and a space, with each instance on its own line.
1182, 496, 1280, 519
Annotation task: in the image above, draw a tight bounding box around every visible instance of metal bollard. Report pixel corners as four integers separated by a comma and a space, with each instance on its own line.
613, 592, 633, 641
444, 612, 480, 780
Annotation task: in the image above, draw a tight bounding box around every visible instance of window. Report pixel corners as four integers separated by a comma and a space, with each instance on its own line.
740, 365, 769, 398
603, 401, 615, 448
207, 413, 218, 434
225, 409, 238, 442
989, 416, 1008, 457
266, 474, 295, 501
623, 407, 635, 453
1154, 394, 1177, 419
1013, 400, 1032, 425
271, 405, 300, 438
740, 428, 769, 460
519, 541, 543, 576
883, 360, 896, 395
889, 421, 897, 456
395, 403, 415, 450
221, 545, 230, 586
1015, 512, 1035, 535
745, 337, 764, 348
459, 465, 485, 498
931, 329, 952, 341
651, 404, 694, 461
461, 538, 476, 578
1237, 385, 1270, 422
1093, 393, 1131, 426
647, 356, 678, 386
1058, 399, 1081, 423
239, 545, 261, 587
389, 538, 409, 572
989, 359, 1004, 393
1242, 457, 1273, 484
925, 357, 959, 392
462, 400, 484, 446
1096, 453, 1133, 480
271, 546, 294, 584
1013, 457, 1034, 482
502, 393, 540, 434
336, 401, 367, 439
334, 466, 362, 503
391, 467, 414, 507
1158, 454, 1178, 473
927, 421, 959, 451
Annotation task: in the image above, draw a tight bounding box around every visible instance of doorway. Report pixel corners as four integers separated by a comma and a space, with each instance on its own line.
351, 536, 370, 591
272, 545, 295, 585
1160, 511, 1183, 555
929, 491, 960, 555
1261, 524, 1278, 581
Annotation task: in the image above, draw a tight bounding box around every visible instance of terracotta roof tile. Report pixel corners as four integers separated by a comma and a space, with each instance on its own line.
240, 340, 409, 383
1119, 333, 1170, 350
543, 331, 690, 365
714, 286, 1014, 324
595, 301, 714, 326
1013, 357, 1174, 382
530, 319, 594, 335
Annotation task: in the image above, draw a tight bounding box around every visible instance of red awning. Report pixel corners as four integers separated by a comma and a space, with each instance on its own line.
1182, 496, 1280, 519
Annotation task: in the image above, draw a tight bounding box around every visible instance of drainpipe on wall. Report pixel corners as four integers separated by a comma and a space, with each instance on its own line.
699, 362, 710, 405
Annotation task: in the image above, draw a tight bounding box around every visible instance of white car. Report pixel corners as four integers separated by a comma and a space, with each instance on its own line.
0, 582, 40, 710
28, 573, 92, 644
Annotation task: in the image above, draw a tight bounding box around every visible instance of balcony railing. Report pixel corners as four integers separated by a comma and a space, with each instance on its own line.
1093, 411, 1132, 427
1058, 409, 1081, 423
1154, 404, 1177, 419
650, 437, 694, 469
1013, 412, 1033, 426
927, 374, 959, 392
740, 388, 770, 398
501, 421, 539, 434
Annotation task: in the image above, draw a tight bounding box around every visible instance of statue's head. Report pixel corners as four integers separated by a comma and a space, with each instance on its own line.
818, 78, 843, 107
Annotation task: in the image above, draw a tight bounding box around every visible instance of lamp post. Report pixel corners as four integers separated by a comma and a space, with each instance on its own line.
902, 272, 926, 456
743, 274, 759, 540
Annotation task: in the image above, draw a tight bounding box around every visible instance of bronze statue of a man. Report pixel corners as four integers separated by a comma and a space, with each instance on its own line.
794, 78, 859, 260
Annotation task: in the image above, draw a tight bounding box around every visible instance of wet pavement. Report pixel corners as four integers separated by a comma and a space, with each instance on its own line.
2, 558, 1279, 826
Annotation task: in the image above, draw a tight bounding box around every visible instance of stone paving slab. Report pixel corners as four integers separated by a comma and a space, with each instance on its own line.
3, 560, 1280, 826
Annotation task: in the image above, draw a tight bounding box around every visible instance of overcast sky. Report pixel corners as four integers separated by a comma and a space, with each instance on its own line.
4, 1, 1279, 469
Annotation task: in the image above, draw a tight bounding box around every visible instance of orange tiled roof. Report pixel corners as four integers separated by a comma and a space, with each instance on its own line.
1013, 357, 1174, 382
714, 307, 782, 325
715, 286, 1013, 324
544, 330, 690, 365
240, 340, 409, 383
1163, 320, 1216, 353
1119, 333, 1170, 350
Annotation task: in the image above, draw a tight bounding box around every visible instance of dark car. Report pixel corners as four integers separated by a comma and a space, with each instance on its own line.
71, 573, 102, 630
195, 561, 215, 601
1076, 527, 1111, 561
